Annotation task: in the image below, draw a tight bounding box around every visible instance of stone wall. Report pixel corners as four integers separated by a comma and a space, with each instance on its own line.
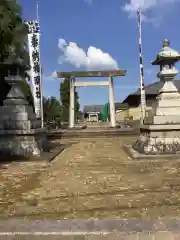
115, 110, 128, 121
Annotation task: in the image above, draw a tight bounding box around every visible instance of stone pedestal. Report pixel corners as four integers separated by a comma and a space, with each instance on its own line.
130, 39, 180, 157
133, 124, 180, 155
133, 80, 180, 155
0, 73, 49, 159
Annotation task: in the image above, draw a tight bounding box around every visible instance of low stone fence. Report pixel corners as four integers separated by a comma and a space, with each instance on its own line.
0, 219, 180, 239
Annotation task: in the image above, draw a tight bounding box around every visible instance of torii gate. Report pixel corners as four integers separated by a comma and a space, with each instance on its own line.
56, 70, 127, 128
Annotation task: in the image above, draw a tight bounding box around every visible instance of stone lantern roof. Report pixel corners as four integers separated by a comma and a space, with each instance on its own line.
152, 39, 180, 65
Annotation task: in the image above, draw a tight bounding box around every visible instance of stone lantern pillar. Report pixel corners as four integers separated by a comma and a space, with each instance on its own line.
131, 39, 180, 156
0, 59, 48, 160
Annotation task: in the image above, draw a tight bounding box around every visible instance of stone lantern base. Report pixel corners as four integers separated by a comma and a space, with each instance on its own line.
130, 80, 180, 157
0, 103, 50, 160
0, 73, 51, 161
125, 87, 180, 159
125, 39, 180, 159
0, 60, 65, 162
124, 124, 180, 160
0, 128, 48, 159
132, 124, 180, 155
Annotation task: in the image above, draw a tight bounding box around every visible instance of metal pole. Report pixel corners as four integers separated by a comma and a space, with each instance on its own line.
137, 7, 146, 124
36, 0, 44, 128
36, 0, 40, 23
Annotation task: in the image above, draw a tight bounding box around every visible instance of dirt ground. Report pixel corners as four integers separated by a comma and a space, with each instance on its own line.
0, 136, 180, 220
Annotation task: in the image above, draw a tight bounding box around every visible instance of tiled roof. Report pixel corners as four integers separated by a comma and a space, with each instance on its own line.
83, 105, 104, 113
130, 80, 180, 96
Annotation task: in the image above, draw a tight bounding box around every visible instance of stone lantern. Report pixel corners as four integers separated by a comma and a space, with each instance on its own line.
0, 58, 48, 160
131, 39, 180, 156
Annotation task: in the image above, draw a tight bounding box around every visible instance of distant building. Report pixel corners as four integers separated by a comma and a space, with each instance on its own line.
122, 80, 180, 120
83, 103, 129, 122
83, 105, 103, 122
83, 80, 180, 122
123, 80, 180, 106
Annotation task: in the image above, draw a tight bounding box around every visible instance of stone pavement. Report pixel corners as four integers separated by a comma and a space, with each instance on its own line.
0, 219, 179, 239
0, 232, 178, 239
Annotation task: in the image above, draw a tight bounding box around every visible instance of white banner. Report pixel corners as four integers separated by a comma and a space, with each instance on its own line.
26, 20, 41, 119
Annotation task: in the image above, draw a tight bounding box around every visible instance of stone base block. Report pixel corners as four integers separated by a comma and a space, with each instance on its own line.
146, 115, 180, 124
0, 141, 65, 162
131, 124, 180, 155
133, 136, 180, 155
0, 105, 34, 114
0, 112, 36, 121
0, 130, 50, 160
0, 120, 41, 130
124, 144, 180, 160
0, 106, 37, 121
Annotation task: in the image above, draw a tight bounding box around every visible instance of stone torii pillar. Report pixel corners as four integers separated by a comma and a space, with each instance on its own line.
108, 75, 116, 127
69, 77, 75, 128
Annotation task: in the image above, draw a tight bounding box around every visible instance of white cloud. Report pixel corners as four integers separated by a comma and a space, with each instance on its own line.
123, 0, 156, 13
122, 0, 180, 22
44, 70, 58, 81
58, 38, 119, 70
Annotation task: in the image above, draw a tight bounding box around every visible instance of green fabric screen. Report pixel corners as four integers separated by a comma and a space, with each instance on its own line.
99, 103, 110, 122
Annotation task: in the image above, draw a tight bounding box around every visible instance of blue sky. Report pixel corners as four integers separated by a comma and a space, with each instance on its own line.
18, 0, 180, 108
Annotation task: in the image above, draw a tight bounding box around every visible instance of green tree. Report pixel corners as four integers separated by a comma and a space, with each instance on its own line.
0, 0, 28, 62
0, 0, 33, 108
60, 77, 80, 122
43, 97, 62, 124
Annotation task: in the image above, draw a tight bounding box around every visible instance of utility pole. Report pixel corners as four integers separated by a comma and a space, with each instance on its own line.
137, 7, 146, 124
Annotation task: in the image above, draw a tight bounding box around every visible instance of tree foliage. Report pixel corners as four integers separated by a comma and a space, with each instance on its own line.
0, 0, 33, 108
60, 77, 80, 122
43, 97, 62, 124
0, 0, 67, 126
0, 0, 29, 63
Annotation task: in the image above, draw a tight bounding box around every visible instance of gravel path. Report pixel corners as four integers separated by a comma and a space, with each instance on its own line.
0, 136, 180, 221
